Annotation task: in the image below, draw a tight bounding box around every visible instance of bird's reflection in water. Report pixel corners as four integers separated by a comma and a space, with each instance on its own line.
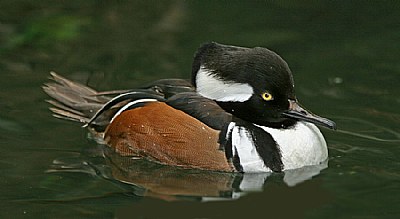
102, 146, 328, 201
47, 145, 328, 201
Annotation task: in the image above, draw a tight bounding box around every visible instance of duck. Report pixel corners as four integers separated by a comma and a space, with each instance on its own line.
43, 42, 336, 173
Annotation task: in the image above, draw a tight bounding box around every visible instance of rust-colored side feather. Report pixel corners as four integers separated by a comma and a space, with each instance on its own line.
104, 102, 233, 172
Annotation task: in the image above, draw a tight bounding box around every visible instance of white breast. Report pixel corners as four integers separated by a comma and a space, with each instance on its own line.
257, 122, 328, 171
229, 123, 271, 172
229, 121, 328, 172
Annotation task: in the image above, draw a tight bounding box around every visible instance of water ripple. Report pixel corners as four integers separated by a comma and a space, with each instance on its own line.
333, 116, 400, 142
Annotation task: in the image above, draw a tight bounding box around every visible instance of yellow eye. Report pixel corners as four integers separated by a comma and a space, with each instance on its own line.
262, 92, 273, 101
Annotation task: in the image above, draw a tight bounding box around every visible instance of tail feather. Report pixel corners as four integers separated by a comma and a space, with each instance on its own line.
43, 72, 112, 126
46, 99, 88, 123
43, 72, 194, 131
50, 107, 88, 123
46, 100, 86, 117
49, 71, 99, 98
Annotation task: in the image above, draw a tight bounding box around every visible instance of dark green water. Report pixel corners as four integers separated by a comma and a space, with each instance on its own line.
1, 1, 399, 218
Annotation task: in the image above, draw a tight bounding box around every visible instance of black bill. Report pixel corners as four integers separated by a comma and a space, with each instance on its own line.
282, 100, 336, 130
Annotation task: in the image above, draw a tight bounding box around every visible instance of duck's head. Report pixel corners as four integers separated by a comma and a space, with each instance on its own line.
192, 42, 336, 130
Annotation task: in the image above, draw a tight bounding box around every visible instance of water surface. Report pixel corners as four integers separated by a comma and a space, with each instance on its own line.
1, 1, 399, 218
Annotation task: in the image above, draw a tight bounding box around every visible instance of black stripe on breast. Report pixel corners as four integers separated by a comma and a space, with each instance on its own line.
218, 123, 243, 172
234, 119, 283, 172
232, 147, 243, 172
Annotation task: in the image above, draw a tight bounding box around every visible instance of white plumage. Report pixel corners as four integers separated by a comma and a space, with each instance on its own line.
196, 66, 254, 102
228, 121, 328, 172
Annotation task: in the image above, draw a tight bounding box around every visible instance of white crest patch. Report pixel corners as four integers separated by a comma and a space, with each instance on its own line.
196, 66, 254, 102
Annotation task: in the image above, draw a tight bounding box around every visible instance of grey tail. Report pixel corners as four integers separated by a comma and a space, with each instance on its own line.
43, 72, 194, 131
43, 72, 124, 131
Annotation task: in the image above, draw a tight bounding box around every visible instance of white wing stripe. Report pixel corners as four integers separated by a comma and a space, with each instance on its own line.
110, 99, 158, 123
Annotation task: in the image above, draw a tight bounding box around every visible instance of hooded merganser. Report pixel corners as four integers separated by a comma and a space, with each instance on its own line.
43, 42, 336, 173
